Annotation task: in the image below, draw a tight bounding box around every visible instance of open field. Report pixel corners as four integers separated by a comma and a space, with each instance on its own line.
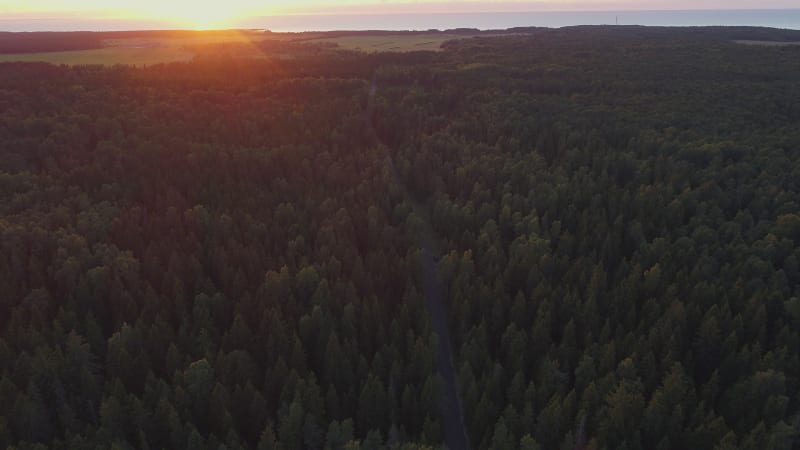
0, 31, 481, 65
308, 34, 469, 52
0, 46, 196, 65
0, 31, 273, 65
102, 33, 267, 48
734, 39, 800, 46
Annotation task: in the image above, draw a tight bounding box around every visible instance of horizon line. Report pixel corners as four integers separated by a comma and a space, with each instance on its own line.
3, 6, 800, 20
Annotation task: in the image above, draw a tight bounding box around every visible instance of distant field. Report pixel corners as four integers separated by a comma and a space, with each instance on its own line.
734, 40, 800, 46
307, 34, 471, 52
0, 31, 480, 65
0, 46, 195, 65
0, 32, 272, 65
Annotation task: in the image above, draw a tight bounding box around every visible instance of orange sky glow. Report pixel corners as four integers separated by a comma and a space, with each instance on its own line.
1, 1, 798, 30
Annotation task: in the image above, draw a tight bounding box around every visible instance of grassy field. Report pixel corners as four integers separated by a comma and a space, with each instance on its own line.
0, 32, 476, 65
0, 32, 271, 65
0, 46, 195, 65
310, 34, 468, 52
734, 40, 800, 46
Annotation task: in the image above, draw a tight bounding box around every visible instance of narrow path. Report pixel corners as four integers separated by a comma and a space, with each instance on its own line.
366, 75, 470, 450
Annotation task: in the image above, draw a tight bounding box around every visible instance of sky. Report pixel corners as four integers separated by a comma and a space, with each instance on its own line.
1, 1, 799, 30
4, 0, 800, 16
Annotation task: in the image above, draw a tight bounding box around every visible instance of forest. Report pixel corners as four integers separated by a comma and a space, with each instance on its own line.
1, 26, 800, 449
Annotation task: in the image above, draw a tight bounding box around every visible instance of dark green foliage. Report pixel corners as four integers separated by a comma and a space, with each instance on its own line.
1, 26, 800, 449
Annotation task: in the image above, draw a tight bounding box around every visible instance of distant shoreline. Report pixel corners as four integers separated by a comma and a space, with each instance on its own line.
1, 9, 799, 32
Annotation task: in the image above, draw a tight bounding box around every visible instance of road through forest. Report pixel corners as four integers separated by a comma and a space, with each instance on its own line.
367, 76, 470, 450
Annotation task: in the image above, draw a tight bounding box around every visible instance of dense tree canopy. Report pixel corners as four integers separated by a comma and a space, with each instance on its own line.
1, 26, 800, 449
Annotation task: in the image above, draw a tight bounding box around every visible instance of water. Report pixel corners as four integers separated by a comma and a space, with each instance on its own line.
1, 9, 800, 32
244, 9, 800, 32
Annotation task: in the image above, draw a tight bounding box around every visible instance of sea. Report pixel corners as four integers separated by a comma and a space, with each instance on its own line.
1, 9, 800, 32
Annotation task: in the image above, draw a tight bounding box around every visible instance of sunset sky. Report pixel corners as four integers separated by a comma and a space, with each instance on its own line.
2, 1, 799, 30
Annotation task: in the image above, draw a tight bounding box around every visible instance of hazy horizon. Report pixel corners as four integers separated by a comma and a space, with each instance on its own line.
2, 8, 800, 33
3, 1, 800, 31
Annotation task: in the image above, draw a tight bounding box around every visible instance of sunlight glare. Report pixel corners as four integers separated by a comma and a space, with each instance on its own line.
138, 1, 257, 30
